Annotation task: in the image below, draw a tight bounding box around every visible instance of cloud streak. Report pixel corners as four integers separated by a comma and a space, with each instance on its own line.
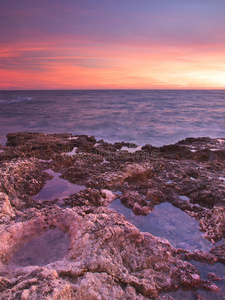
1, 0, 225, 89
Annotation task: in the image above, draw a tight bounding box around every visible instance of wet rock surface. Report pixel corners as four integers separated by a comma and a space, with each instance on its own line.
1, 132, 225, 299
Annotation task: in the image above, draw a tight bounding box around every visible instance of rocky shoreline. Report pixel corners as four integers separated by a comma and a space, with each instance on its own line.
1, 132, 225, 299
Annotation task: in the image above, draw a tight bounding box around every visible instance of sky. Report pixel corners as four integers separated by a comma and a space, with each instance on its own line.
0, 0, 225, 90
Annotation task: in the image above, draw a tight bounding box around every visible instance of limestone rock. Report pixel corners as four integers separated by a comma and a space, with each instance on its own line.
210, 244, 225, 264
1, 132, 225, 299
0, 192, 15, 222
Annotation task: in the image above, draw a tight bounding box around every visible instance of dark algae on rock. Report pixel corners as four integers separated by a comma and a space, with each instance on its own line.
1, 132, 225, 299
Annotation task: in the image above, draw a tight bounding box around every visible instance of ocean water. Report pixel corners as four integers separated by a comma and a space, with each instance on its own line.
0, 90, 225, 146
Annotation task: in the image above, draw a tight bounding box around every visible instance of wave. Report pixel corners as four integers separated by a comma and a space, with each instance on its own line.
0, 97, 35, 104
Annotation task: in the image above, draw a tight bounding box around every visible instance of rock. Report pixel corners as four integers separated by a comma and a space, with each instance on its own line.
5, 132, 96, 160
191, 190, 216, 208
64, 188, 116, 207
146, 189, 164, 204
1, 132, 225, 298
199, 207, 225, 243
120, 191, 146, 208
100, 189, 117, 203
133, 203, 152, 215
0, 267, 75, 300
0, 192, 15, 222
124, 163, 154, 181
159, 144, 193, 160
159, 296, 175, 300
200, 280, 220, 293
207, 272, 222, 281
73, 272, 148, 300
0, 157, 48, 198
184, 249, 218, 264
120, 191, 152, 215
210, 244, 225, 264
0, 204, 207, 299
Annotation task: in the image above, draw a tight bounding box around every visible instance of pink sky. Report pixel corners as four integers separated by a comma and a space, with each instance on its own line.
1, 0, 225, 89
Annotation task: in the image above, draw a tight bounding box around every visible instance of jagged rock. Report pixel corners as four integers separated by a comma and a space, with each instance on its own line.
210, 244, 225, 264
0, 158, 50, 210
184, 249, 218, 264
5, 132, 96, 160
200, 280, 220, 292
0, 204, 211, 299
207, 272, 222, 281
199, 207, 225, 243
120, 191, 152, 215
64, 188, 116, 207
72, 272, 148, 300
1, 132, 225, 298
0, 192, 15, 222
146, 189, 164, 204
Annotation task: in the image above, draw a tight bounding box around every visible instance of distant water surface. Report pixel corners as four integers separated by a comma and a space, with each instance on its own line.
0, 90, 225, 146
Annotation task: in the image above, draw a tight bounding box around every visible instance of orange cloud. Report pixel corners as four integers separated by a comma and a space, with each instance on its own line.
1, 41, 225, 89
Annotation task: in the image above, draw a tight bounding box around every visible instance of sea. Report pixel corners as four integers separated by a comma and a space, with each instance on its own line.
0, 89, 225, 146
2, 90, 225, 298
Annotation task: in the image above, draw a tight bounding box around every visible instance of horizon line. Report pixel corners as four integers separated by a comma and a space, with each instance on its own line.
1, 88, 225, 92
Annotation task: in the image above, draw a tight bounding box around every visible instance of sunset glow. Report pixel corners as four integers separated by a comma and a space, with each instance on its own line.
1, 0, 225, 90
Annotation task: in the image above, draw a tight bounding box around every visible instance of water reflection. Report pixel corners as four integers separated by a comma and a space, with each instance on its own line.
109, 199, 213, 252
33, 169, 85, 202
9, 228, 70, 267
190, 260, 225, 300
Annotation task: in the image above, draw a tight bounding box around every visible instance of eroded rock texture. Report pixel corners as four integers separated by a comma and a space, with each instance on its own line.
1, 132, 225, 299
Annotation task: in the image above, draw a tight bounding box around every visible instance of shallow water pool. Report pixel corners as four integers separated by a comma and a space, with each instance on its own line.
109, 199, 213, 252
33, 169, 85, 202
9, 228, 70, 267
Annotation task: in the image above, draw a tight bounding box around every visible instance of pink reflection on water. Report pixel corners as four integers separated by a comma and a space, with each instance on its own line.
33, 169, 85, 202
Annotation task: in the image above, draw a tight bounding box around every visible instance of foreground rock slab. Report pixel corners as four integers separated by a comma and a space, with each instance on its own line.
0, 205, 207, 299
